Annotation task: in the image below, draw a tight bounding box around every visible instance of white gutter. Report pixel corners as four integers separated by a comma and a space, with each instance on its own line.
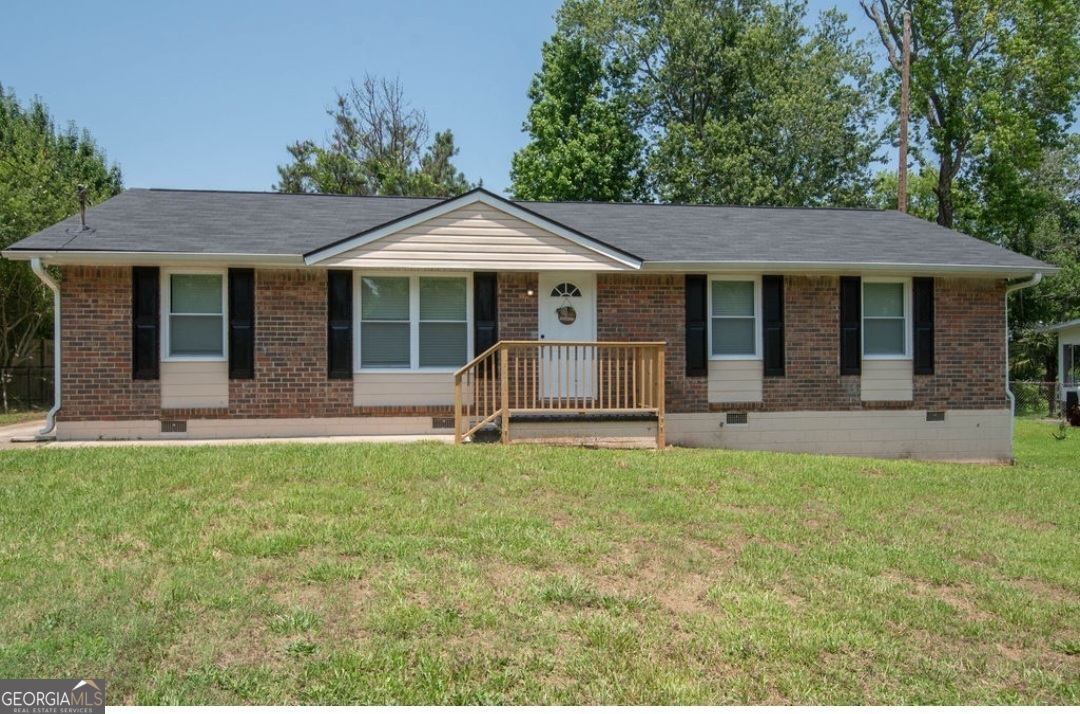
30, 258, 61, 437
642, 260, 1060, 278
1005, 272, 1044, 458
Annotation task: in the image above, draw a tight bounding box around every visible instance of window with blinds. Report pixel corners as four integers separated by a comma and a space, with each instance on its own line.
359, 275, 469, 369
166, 271, 226, 359
710, 279, 758, 357
863, 280, 908, 357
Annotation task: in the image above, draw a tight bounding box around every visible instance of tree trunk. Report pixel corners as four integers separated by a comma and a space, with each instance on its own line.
935, 155, 954, 228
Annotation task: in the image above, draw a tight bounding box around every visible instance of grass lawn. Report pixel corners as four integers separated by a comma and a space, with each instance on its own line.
0, 410, 45, 426
0, 419, 1076, 704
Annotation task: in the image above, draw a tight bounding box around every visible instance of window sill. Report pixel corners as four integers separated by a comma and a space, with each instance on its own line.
356, 368, 460, 374
162, 356, 228, 362
709, 355, 762, 362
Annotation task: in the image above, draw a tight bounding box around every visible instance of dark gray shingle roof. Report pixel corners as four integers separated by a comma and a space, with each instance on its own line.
5, 187, 1053, 274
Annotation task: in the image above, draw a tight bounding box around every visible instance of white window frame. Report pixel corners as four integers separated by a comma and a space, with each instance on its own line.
861, 277, 911, 360
354, 272, 473, 373
708, 275, 762, 360
161, 268, 228, 362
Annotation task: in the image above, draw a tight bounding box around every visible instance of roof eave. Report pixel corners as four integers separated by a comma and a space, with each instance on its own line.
1, 249, 306, 267
641, 260, 1059, 278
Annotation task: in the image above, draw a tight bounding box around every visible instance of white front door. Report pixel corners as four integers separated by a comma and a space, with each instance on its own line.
538, 273, 597, 400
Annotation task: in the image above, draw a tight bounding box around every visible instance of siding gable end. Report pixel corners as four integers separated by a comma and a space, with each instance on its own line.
313, 201, 636, 271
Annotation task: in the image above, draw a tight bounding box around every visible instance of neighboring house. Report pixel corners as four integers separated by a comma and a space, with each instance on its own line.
2, 187, 1055, 460
1038, 319, 1080, 424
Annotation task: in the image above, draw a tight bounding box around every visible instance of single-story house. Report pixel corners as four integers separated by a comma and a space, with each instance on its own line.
3, 187, 1055, 459
1038, 318, 1080, 424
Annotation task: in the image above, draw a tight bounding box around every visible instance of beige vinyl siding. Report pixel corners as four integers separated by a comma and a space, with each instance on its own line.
160, 361, 229, 408
354, 372, 456, 407
319, 202, 632, 271
708, 359, 763, 403
861, 359, 914, 401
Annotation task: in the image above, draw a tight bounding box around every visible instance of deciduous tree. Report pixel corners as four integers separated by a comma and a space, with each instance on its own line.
861, 0, 1080, 228
545, 0, 882, 206
0, 85, 122, 408
511, 35, 645, 201
276, 75, 473, 197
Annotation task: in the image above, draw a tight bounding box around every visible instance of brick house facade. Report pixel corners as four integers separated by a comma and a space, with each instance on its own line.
7, 188, 1049, 459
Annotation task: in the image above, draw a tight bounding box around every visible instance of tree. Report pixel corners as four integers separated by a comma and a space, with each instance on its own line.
1005, 136, 1080, 386
548, 0, 882, 206
510, 35, 645, 201
861, 0, 1080, 228
0, 85, 122, 408
276, 75, 474, 197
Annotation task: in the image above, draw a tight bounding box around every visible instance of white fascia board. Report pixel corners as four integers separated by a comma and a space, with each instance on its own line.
641, 260, 1059, 278
1037, 318, 1080, 334
303, 192, 643, 269
1, 250, 306, 267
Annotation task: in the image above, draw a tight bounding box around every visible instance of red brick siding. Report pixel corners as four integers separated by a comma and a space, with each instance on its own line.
596, 273, 708, 413
227, 269, 355, 418
762, 276, 861, 411
59, 268, 1005, 423
913, 277, 1007, 410
59, 266, 159, 421
498, 273, 538, 340
760, 276, 1006, 411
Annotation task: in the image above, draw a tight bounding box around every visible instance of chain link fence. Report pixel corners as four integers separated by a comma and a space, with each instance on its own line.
0, 367, 54, 412
1010, 381, 1064, 419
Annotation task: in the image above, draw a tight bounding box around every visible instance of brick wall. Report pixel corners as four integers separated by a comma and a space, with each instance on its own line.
596, 273, 708, 413
226, 269, 354, 418
759, 275, 1005, 412
59, 268, 1006, 424
762, 276, 861, 411
498, 273, 538, 340
59, 266, 160, 421
914, 277, 1007, 410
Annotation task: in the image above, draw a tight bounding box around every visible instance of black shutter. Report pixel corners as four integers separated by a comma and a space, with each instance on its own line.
839, 276, 862, 376
327, 270, 353, 379
685, 274, 708, 377
762, 275, 785, 377
228, 268, 255, 379
131, 266, 159, 380
474, 272, 498, 356
913, 277, 935, 375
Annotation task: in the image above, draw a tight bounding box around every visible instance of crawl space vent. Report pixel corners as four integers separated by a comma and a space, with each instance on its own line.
925, 411, 946, 422
726, 412, 749, 425
160, 420, 187, 433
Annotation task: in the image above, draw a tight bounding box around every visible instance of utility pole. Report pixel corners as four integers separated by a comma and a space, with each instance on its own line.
898, 11, 911, 213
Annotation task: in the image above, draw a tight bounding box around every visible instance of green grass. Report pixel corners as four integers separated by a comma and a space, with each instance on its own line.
0, 419, 1076, 704
0, 410, 45, 426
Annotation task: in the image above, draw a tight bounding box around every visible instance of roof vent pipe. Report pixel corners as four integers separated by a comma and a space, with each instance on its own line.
77, 184, 87, 231
1005, 272, 1043, 459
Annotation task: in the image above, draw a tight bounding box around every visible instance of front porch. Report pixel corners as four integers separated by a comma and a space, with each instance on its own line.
454, 341, 667, 448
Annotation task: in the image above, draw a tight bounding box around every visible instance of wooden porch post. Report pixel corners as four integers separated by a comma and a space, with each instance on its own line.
500, 346, 510, 444
656, 344, 666, 449
454, 374, 464, 444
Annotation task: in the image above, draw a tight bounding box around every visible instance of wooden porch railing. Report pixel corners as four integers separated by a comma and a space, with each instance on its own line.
453, 341, 666, 448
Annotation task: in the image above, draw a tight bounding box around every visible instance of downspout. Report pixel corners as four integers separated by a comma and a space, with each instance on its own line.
30, 258, 60, 437
1005, 273, 1043, 456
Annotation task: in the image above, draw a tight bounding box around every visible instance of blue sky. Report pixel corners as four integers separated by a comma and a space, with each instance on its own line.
2, 0, 873, 197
